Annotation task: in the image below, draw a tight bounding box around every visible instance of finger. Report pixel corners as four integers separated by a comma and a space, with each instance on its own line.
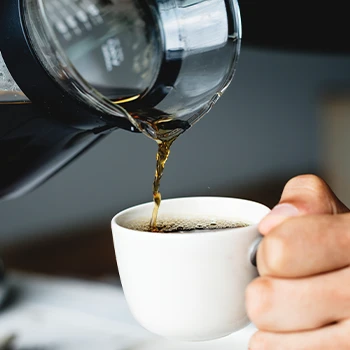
257, 213, 350, 277
249, 320, 350, 350
259, 174, 349, 235
246, 267, 350, 332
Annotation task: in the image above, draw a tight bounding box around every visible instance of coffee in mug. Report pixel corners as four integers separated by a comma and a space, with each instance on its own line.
126, 217, 249, 233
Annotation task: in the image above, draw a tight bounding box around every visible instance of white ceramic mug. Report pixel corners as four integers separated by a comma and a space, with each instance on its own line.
111, 197, 270, 342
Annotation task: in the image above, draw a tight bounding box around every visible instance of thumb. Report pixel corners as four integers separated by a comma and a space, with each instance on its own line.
259, 174, 349, 235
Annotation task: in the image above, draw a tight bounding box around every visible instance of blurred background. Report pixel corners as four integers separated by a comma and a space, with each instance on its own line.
1, 1, 350, 282
1, 46, 350, 280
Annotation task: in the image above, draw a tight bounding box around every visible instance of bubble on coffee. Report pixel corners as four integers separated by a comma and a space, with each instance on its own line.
127, 217, 250, 233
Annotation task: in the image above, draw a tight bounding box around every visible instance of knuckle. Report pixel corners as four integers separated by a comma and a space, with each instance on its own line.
324, 267, 350, 320
245, 277, 274, 326
249, 331, 270, 350
341, 320, 350, 348
336, 220, 350, 253
332, 320, 350, 349
259, 234, 289, 276
285, 174, 338, 213
329, 287, 350, 307
328, 268, 350, 306
286, 174, 328, 194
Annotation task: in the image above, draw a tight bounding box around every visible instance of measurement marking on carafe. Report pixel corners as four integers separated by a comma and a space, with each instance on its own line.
64, 0, 93, 30
66, 16, 82, 35
51, 1, 82, 36
85, 2, 104, 24
48, 0, 104, 40
102, 38, 124, 72
56, 21, 71, 40
46, 3, 72, 40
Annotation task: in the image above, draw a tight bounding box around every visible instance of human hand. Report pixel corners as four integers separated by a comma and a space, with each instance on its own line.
246, 174, 350, 349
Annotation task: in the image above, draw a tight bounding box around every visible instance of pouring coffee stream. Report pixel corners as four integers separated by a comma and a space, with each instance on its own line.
127, 112, 191, 230
150, 139, 174, 230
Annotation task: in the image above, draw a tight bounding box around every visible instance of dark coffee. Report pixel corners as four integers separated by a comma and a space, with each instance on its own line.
150, 137, 175, 230
126, 217, 250, 233
133, 115, 187, 231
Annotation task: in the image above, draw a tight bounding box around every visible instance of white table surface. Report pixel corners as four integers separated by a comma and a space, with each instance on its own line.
0, 271, 257, 349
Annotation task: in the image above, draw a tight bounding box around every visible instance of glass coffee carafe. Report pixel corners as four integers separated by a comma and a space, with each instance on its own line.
0, 0, 241, 197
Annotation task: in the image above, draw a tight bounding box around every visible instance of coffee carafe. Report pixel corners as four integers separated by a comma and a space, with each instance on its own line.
0, 0, 241, 200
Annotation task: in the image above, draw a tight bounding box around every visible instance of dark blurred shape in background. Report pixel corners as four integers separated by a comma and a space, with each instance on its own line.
240, 1, 350, 54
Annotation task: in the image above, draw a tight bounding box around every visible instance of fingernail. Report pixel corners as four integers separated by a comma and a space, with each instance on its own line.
259, 203, 299, 234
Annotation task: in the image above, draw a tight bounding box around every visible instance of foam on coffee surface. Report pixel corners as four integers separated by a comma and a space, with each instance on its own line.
126, 217, 249, 233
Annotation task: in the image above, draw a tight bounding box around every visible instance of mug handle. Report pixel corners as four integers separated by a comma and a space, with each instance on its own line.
250, 235, 263, 267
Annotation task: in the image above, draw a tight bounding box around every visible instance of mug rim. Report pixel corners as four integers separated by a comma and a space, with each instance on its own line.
111, 196, 270, 237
